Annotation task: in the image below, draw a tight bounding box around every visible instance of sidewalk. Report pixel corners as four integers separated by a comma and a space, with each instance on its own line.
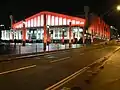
87, 48, 120, 90
0, 44, 107, 62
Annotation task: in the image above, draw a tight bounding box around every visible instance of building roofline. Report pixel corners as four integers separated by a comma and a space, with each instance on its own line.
13, 11, 85, 26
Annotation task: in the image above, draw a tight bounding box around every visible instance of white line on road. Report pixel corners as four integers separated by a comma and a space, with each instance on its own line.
45, 67, 88, 90
50, 57, 70, 63
45, 47, 120, 90
15, 50, 70, 60
0, 65, 36, 75
80, 53, 84, 55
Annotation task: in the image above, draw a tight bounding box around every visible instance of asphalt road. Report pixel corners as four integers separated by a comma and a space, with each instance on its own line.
0, 45, 118, 90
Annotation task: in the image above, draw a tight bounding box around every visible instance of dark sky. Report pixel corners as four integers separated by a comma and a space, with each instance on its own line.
0, 0, 120, 29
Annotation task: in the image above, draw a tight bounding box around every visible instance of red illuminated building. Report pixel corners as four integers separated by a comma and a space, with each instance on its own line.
1, 11, 110, 43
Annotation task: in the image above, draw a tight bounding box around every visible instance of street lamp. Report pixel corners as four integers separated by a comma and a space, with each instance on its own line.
117, 5, 120, 11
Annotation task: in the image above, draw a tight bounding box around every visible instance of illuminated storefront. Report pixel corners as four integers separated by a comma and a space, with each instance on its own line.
1, 11, 110, 43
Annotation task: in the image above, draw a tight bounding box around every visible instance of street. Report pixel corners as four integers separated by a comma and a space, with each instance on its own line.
0, 45, 119, 90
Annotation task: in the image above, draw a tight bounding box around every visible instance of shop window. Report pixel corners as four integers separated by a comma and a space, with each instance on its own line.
55, 30, 58, 37
64, 31, 67, 37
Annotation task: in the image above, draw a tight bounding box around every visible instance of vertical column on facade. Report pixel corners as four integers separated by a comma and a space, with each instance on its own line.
50, 14, 52, 26
47, 15, 50, 44
62, 16, 63, 26
103, 22, 105, 39
98, 24, 100, 38
62, 29, 64, 44
100, 25, 101, 38
43, 14, 47, 51
58, 16, 60, 40
98, 25, 100, 37
4, 30, 6, 40
91, 29, 93, 43
101, 21, 104, 39
58, 16, 60, 26
96, 24, 98, 37
39, 15, 42, 40
69, 22, 72, 48
53, 15, 55, 26
22, 22, 26, 46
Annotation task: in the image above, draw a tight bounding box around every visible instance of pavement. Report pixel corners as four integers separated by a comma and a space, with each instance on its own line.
0, 44, 119, 90
0, 43, 81, 55
0, 43, 103, 61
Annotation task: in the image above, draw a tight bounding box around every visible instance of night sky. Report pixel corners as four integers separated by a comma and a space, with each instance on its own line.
0, 0, 120, 29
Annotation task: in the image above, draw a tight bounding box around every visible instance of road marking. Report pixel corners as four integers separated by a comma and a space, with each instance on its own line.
45, 47, 120, 90
0, 65, 36, 75
15, 50, 70, 60
46, 58, 102, 90
50, 57, 70, 63
80, 53, 84, 55
45, 67, 88, 90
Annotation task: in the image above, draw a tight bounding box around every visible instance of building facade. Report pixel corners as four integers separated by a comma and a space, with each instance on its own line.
1, 11, 110, 43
